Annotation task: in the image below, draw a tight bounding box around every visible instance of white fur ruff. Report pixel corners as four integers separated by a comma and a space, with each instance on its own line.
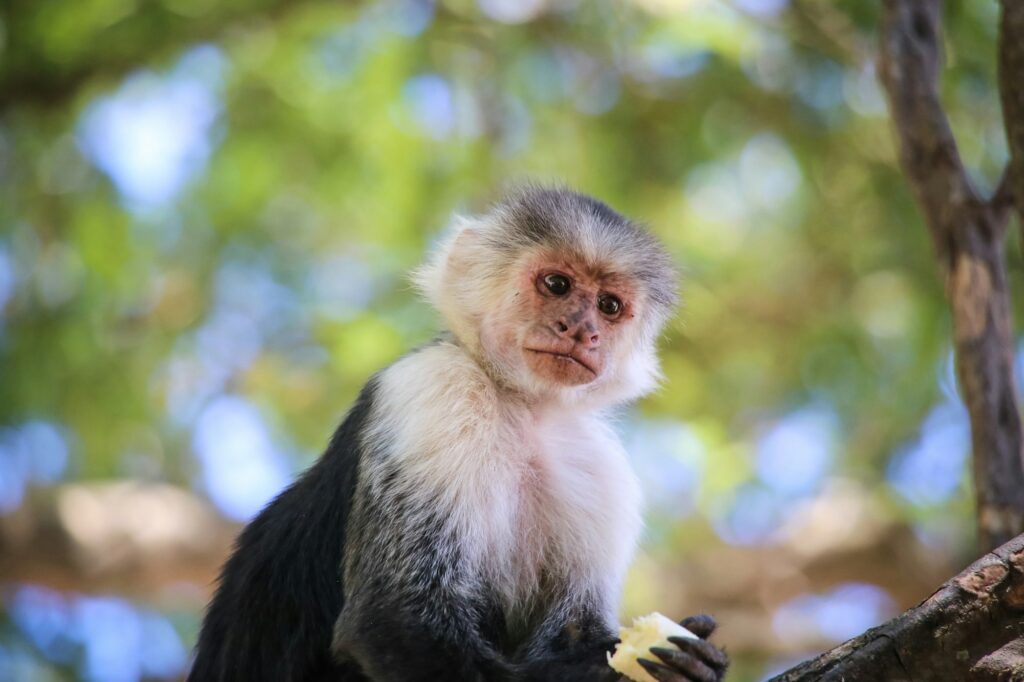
364, 342, 643, 628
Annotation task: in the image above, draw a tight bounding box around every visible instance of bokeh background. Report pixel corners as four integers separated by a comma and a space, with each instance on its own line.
0, 0, 1015, 680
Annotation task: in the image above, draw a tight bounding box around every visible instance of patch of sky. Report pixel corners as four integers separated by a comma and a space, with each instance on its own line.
195, 309, 263, 375
562, 52, 620, 116
713, 482, 792, 546
624, 419, 705, 517
516, 49, 568, 103
741, 32, 795, 92
76, 45, 225, 213
938, 349, 959, 404
686, 132, 802, 229
0, 241, 14, 313
192, 395, 291, 521
843, 61, 887, 117
887, 401, 970, 507
686, 161, 747, 225
216, 258, 297, 325
1014, 338, 1024, 396
209, 259, 299, 353
8, 586, 187, 681
163, 258, 300, 425
734, 0, 790, 16
772, 582, 895, 642
162, 353, 230, 428
756, 405, 837, 496
496, 94, 532, 156
379, 0, 435, 36
8, 585, 76, 663
0, 642, 55, 682
311, 1, 433, 87
307, 253, 377, 321
794, 59, 846, 113
738, 133, 803, 214
573, 70, 620, 116
477, 0, 546, 24
634, 42, 710, 82
313, 27, 366, 85
0, 421, 69, 514
403, 74, 456, 140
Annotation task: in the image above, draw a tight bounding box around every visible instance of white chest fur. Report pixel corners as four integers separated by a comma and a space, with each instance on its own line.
365, 343, 643, 621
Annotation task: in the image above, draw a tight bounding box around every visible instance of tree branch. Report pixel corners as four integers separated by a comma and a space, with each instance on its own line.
0, 482, 238, 597
768, 532, 1024, 681
878, 0, 978, 261
879, 0, 1024, 551
999, 0, 1024, 222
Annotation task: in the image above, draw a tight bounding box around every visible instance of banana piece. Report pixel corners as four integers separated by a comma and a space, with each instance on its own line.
607, 612, 698, 682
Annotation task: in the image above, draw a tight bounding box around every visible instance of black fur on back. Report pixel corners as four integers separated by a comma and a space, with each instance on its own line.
188, 382, 376, 682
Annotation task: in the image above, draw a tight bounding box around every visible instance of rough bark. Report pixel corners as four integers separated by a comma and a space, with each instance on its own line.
1001, 1, 1024, 226
768, 532, 1024, 681
879, 0, 1024, 552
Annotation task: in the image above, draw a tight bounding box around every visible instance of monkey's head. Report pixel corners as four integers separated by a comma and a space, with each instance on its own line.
416, 187, 678, 407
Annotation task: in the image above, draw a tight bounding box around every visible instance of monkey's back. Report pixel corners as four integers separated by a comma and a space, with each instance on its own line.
188, 383, 377, 682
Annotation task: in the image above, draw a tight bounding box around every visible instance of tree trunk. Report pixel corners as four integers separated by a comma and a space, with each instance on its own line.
770, 0, 1024, 677
879, 0, 1024, 552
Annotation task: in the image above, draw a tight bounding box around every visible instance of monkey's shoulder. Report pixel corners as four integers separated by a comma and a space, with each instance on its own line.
367, 341, 508, 439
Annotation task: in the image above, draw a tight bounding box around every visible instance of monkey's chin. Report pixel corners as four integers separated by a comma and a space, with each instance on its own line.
523, 349, 598, 386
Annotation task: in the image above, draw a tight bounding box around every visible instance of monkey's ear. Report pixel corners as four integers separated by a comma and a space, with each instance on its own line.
412, 218, 496, 352
411, 217, 483, 308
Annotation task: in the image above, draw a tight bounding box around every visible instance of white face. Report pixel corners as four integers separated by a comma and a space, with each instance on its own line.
415, 220, 669, 408
477, 253, 650, 404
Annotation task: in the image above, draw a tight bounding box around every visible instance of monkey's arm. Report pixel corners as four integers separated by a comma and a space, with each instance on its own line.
332, 477, 516, 682
510, 595, 623, 682
333, 588, 513, 682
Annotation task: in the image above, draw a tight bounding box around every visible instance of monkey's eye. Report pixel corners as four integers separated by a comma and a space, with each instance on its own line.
542, 274, 571, 296
597, 294, 622, 317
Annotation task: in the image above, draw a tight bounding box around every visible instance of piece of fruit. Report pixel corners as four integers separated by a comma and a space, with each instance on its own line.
607, 612, 698, 682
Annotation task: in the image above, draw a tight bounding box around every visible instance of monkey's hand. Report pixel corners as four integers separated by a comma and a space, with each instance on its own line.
636, 615, 729, 682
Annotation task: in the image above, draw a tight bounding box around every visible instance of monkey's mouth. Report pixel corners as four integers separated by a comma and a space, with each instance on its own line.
524, 348, 597, 376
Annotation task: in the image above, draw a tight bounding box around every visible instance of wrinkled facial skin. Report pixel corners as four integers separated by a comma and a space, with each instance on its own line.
499, 255, 637, 388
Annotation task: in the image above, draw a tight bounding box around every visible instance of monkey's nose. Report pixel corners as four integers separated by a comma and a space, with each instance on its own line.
578, 328, 600, 347
553, 318, 600, 348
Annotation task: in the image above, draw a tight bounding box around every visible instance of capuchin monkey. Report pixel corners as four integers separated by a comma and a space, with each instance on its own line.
189, 187, 729, 682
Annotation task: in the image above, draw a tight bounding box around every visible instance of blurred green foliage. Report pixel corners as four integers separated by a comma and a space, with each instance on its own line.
0, 0, 1015, 680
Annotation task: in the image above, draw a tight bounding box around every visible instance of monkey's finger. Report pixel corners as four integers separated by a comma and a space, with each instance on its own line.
637, 658, 689, 682
678, 614, 717, 639
649, 647, 718, 682
667, 636, 729, 670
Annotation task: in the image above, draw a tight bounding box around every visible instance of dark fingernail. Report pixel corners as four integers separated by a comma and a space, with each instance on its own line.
668, 636, 697, 646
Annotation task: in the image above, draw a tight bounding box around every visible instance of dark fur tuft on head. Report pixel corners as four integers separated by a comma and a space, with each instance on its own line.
489, 185, 678, 321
